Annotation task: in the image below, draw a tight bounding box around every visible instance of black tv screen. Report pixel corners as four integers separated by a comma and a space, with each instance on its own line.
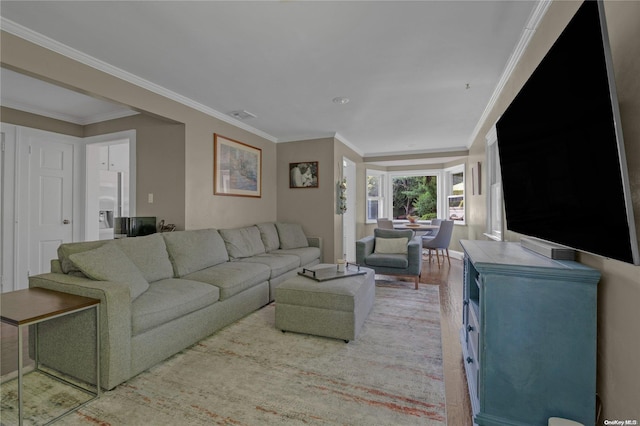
496, 0, 639, 264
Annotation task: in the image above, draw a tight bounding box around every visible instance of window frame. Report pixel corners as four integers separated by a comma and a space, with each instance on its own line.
485, 125, 504, 240
365, 169, 385, 224
444, 164, 466, 225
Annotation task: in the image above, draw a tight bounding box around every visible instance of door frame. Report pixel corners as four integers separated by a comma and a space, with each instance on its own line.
342, 157, 357, 262
1, 124, 17, 293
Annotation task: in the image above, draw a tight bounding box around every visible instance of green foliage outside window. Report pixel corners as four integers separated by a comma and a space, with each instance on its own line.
392, 176, 437, 220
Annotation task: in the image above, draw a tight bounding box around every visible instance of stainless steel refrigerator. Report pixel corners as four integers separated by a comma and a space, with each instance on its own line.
98, 170, 126, 240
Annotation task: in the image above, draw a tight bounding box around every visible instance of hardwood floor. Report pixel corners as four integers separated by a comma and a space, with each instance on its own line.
421, 256, 474, 425
1, 259, 472, 424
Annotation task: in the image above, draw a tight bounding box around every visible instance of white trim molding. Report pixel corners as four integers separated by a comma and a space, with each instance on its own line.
467, 0, 552, 149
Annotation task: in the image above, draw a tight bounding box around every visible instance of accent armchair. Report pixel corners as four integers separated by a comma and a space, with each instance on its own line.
356, 228, 422, 289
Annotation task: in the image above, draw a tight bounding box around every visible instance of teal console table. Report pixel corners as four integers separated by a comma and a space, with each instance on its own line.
459, 240, 600, 426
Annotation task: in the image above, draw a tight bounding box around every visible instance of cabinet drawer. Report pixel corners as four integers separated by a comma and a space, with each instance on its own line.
467, 302, 480, 361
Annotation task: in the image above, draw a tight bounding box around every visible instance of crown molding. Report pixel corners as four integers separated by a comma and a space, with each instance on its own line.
466, 0, 552, 149
1, 98, 142, 126
334, 132, 365, 157
81, 110, 141, 126
1, 99, 82, 125
365, 146, 469, 159
0, 18, 278, 142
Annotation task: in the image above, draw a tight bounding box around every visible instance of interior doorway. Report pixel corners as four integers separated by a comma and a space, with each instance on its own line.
342, 157, 356, 262
84, 130, 136, 241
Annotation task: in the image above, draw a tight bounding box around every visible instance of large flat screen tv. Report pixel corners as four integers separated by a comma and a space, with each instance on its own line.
496, 0, 639, 265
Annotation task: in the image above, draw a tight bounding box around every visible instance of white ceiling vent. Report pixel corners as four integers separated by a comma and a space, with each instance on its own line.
228, 110, 257, 120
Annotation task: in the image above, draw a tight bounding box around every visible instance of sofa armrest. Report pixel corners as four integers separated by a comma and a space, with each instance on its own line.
406, 239, 423, 275
356, 236, 375, 265
306, 236, 321, 249
29, 273, 132, 390
50, 259, 63, 273
307, 236, 323, 262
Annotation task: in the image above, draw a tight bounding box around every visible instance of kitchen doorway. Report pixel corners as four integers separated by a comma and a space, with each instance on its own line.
84, 130, 136, 241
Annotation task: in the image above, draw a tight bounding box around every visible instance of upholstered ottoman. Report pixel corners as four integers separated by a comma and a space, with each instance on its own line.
275, 264, 375, 342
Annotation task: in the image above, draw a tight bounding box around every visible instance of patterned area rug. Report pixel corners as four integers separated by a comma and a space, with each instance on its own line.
1, 281, 445, 425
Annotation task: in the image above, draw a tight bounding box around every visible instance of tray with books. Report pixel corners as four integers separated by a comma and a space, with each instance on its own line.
298, 263, 366, 282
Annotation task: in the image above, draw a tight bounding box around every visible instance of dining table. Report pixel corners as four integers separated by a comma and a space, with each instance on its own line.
394, 223, 440, 237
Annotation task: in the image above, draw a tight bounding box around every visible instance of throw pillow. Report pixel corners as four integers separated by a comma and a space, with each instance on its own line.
69, 242, 149, 300
58, 240, 108, 275
116, 234, 174, 282
275, 223, 309, 249
374, 237, 409, 254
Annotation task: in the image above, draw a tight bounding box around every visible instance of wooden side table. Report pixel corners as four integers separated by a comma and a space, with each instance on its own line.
1, 288, 101, 425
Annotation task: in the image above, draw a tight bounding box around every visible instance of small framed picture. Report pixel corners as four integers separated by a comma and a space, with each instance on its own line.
289, 162, 319, 188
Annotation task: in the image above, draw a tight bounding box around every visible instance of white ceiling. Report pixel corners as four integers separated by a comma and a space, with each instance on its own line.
1, 68, 139, 125
0, 1, 539, 158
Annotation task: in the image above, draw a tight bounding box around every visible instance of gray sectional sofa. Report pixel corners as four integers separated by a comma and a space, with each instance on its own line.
28, 222, 321, 390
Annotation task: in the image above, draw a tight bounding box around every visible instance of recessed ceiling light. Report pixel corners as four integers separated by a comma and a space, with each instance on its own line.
332, 97, 350, 105
228, 110, 257, 120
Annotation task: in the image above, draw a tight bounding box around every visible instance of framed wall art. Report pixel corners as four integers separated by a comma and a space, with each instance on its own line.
289, 161, 319, 188
214, 134, 261, 197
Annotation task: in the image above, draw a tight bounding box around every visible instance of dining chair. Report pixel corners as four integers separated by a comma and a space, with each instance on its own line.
422, 218, 442, 237
376, 218, 394, 229
422, 220, 454, 266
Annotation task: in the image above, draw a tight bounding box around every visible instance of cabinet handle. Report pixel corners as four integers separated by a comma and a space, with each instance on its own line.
463, 300, 469, 306
467, 325, 474, 332
466, 357, 474, 364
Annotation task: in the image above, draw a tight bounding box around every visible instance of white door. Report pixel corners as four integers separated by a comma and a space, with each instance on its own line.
18, 130, 76, 289
342, 157, 357, 262
29, 137, 74, 276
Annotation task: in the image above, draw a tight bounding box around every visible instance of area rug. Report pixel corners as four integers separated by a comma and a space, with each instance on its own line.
1, 281, 445, 425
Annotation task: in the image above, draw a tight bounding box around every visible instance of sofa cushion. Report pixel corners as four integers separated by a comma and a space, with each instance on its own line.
69, 242, 149, 300
219, 226, 266, 259
183, 262, 270, 300
364, 253, 409, 269
374, 237, 409, 254
162, 229, 229, 277
256, 223, 280, 252
235, 254, 300, 278
131, 278, 220, 335
116, 234, 174, 282
58, 240, 108, 275
272, 247, 321, 266
275, 223, 309, 249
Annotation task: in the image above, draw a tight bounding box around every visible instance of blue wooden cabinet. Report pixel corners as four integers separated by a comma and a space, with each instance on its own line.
460, 240, 600, 426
